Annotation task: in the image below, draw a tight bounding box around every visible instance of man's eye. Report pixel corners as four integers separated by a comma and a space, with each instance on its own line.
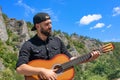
46, 23, 51, 26
46, 23, 49, 26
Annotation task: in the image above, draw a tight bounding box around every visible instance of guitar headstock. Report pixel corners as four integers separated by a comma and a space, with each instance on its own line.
101, 43, 114, 53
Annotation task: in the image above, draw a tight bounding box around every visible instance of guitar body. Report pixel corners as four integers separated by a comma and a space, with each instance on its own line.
25, 54, 75, 80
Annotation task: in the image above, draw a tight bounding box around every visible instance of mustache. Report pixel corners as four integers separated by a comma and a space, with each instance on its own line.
48, 28, 52, 31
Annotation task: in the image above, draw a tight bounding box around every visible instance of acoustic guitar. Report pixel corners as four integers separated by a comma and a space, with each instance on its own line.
25, 43, 114, 80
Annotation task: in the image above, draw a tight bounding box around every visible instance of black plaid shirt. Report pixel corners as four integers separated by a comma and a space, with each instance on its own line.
16, 35, 72, 68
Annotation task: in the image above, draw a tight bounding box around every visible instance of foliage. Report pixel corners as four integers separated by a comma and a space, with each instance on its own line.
0, 40, 23, 80
74, 42, 120, 80
26, 21, 36, 37
0, 68, 24, 80
0, 12, 120, 79
72, 41, 84, 49
2, 13, 8, 21
53, 30, 61, 36
27, 21, 33, 29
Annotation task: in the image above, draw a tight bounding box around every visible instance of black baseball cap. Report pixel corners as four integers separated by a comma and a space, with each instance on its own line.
31, 12, 50, 31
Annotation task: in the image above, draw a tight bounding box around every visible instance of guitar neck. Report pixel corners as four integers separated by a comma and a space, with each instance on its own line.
61, 43, 114, 71
61, 53, 92, 71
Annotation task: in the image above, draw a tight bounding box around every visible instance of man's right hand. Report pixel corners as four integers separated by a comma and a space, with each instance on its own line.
38, 68, 57, 80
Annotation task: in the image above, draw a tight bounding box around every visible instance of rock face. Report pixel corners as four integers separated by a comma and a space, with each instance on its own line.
0, 61, 5, 71
55, 32, 68, 46
0, 7, 30, 43
69, 46, 80, 56
55, 32, 80, 57
20, 20, 30, 43
0, 7, 8, 41
7, 18, 30, 41
6, 18, 30, 49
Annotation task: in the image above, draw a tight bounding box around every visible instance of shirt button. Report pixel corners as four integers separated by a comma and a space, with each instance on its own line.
47, 48, 49, 50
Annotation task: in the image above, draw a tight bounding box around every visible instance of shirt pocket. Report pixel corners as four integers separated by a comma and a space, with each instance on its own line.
32, 48, 45, 59
50, 45, 60, 54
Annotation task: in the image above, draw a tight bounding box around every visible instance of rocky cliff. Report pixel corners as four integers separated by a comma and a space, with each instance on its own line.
0, 7, 103, 56
0, 7, 8, 41
0, 7, 30, 48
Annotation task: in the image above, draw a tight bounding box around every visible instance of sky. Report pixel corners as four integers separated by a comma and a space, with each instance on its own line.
0, 0, 120, 42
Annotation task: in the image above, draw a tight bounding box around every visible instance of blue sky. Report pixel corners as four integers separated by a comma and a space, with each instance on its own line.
0, 0, 120, 42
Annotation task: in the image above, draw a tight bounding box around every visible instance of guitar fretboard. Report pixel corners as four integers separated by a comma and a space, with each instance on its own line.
61, 53, 91, 71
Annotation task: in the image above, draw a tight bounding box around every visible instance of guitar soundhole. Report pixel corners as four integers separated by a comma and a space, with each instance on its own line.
53, 64, 63, 74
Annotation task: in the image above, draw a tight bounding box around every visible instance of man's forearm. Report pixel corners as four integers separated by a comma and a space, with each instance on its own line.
16, 64, 42, 76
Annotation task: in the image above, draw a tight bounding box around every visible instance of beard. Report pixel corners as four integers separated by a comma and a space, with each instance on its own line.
41, 27, 52, 36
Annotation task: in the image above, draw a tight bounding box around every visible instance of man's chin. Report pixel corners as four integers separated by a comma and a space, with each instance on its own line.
45, 32, 51, 36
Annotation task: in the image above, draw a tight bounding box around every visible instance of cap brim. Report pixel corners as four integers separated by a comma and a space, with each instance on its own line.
31, 26, 36, 31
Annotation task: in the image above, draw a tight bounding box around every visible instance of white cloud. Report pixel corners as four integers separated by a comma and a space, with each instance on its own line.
106, 24, 112, 28
112, 6, 120, 16
90, 23, 105, 30
16, 0, 36, 16
80, 14, 102, 25
41, 8, 58, 22
16, 0, 58, 21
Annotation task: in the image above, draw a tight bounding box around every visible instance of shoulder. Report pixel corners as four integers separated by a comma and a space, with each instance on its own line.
20, 36, 36, 49
20, 40, 32, 50
49, 36, 62, 42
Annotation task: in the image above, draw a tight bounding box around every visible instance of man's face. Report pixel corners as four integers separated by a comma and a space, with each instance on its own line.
39, 19, 52, 36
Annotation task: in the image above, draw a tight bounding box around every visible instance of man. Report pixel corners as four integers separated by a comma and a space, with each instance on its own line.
16, 12, 100, 80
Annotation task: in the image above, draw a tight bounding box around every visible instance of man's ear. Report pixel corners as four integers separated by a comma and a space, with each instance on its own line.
35, 24, 40, 29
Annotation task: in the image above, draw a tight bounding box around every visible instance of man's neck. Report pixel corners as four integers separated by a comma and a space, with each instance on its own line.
37, 33, 48, 41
